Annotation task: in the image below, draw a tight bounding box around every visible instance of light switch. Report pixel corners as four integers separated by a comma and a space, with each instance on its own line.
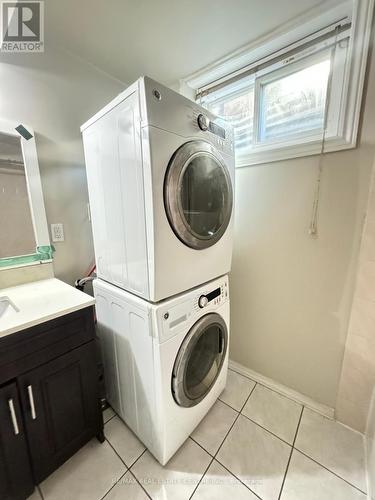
51, 223, 65, 242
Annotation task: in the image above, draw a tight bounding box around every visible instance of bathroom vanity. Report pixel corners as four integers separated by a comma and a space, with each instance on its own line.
0, 118, 103, 499
0, 279, 103, 500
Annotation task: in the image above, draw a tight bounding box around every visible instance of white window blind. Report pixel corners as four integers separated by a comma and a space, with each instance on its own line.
197, 21, 354, 166
185, 0, 373, 167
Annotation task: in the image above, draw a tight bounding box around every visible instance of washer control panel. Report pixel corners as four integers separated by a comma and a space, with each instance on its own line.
196, 281, 228, 310
198, 295, 209, 308
160, 276, 229, 342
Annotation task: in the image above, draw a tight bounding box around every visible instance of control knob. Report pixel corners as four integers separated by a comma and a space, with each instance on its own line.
197, 113, 210, 131
198, 295, 209, 308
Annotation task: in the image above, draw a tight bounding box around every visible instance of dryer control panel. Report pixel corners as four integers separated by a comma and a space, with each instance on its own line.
139, 77, 234, 156
192, 109, 234, 154
197, 113, 226, 138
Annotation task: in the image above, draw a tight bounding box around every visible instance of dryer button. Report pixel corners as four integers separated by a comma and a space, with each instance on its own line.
197, 114, 210, 131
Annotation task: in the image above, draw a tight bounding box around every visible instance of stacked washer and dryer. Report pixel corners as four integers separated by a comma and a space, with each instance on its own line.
81, 77, 235, 465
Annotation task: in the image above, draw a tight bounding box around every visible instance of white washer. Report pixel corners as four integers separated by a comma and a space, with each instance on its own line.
82, 77, 235, 302
94, 275, 230, 465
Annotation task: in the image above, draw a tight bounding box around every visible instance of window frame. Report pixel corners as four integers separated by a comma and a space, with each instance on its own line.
206, 77, 255, 152
254, 49, 332, 147
182, 0, 374, 167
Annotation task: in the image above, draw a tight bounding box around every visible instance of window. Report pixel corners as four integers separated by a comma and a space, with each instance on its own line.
186, 0, 373, 167
258, 58, 330, 143
200, 36, 349, 166
207, 79, 255, 152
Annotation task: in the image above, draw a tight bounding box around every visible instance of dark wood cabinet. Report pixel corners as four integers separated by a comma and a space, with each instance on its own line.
0, 306, 103, 499
19, 342, 102, 483
0, 382, 34, 500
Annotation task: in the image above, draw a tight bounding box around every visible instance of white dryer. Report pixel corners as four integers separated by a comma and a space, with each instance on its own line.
82, 77, 235, 302
94, 275, 230, 465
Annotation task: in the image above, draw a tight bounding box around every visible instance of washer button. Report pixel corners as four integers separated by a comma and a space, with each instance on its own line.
198, 295, 209, 308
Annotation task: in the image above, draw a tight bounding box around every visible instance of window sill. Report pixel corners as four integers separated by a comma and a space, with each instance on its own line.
235, 135, 356, 167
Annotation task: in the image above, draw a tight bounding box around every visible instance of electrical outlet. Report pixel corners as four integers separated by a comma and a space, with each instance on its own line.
51, 223, 65, 242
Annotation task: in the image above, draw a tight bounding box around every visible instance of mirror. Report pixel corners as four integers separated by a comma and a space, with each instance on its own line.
0, 132, 36, 258
0, 120, 51, 268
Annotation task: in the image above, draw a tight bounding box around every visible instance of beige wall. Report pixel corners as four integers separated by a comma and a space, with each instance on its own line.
336, 160, 375, 432
0, 47, 125, 284
229, 36, 375, 409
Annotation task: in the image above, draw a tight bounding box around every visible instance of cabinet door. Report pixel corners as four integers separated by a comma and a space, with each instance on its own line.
0, 382, 34, 500
19, 341, 101, 483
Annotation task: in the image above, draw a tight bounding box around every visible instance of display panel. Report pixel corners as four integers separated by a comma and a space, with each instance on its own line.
209, 122, 226, 139
206, 288, 221, 302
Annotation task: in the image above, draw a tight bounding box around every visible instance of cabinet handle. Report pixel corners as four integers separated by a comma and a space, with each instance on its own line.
27, 385, 37, 420
8, 399, 19, 435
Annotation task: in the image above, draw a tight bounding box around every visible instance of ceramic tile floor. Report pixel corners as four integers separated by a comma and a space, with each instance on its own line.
29, 369, 367, 500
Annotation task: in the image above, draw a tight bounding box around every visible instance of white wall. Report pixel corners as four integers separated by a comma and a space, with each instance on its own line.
336, 154, 375, 432
229, 37, 375, 409
0, 47, 125, 284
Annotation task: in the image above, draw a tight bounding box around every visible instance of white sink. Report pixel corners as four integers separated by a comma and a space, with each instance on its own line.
0, 278, 95, 339
0, 296, 19, 319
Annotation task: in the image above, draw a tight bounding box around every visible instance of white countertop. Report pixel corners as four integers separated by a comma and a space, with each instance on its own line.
0, 278, 95, 338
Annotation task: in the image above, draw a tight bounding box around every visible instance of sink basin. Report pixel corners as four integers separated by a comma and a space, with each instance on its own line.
0, 278, 95, 339
0, 296, 19, 319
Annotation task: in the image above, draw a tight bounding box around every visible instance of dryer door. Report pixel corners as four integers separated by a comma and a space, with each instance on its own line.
172, 313, 228, 408
164, 141, 233, 250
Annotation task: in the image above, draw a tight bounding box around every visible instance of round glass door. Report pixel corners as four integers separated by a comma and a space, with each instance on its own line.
164, 141, 233, 250
172, 313, 228, 408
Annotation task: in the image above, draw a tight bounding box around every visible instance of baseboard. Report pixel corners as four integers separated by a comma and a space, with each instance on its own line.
365, 391, 375, 500
365, 437, 371, 500
228, 359, 335, 419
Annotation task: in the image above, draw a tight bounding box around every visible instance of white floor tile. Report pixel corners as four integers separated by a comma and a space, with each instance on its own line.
242, 385, 302, 444
104, 471, 149, 500
217, 414, 291, 500
295, 408, 366, 492
105, 416, 146, 467
40, 439, 126, 500
219, 370, 256, 411
191, 400, 238, 455
281, 450, 366, 500
33, 374, 368, 500
192, 459, 259, 499
131, 438, 211, 500
103, 406, 116, 423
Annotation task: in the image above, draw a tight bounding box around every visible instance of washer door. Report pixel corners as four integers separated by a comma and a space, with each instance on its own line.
172, 313, 228, 408
164, 141, 233, 250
